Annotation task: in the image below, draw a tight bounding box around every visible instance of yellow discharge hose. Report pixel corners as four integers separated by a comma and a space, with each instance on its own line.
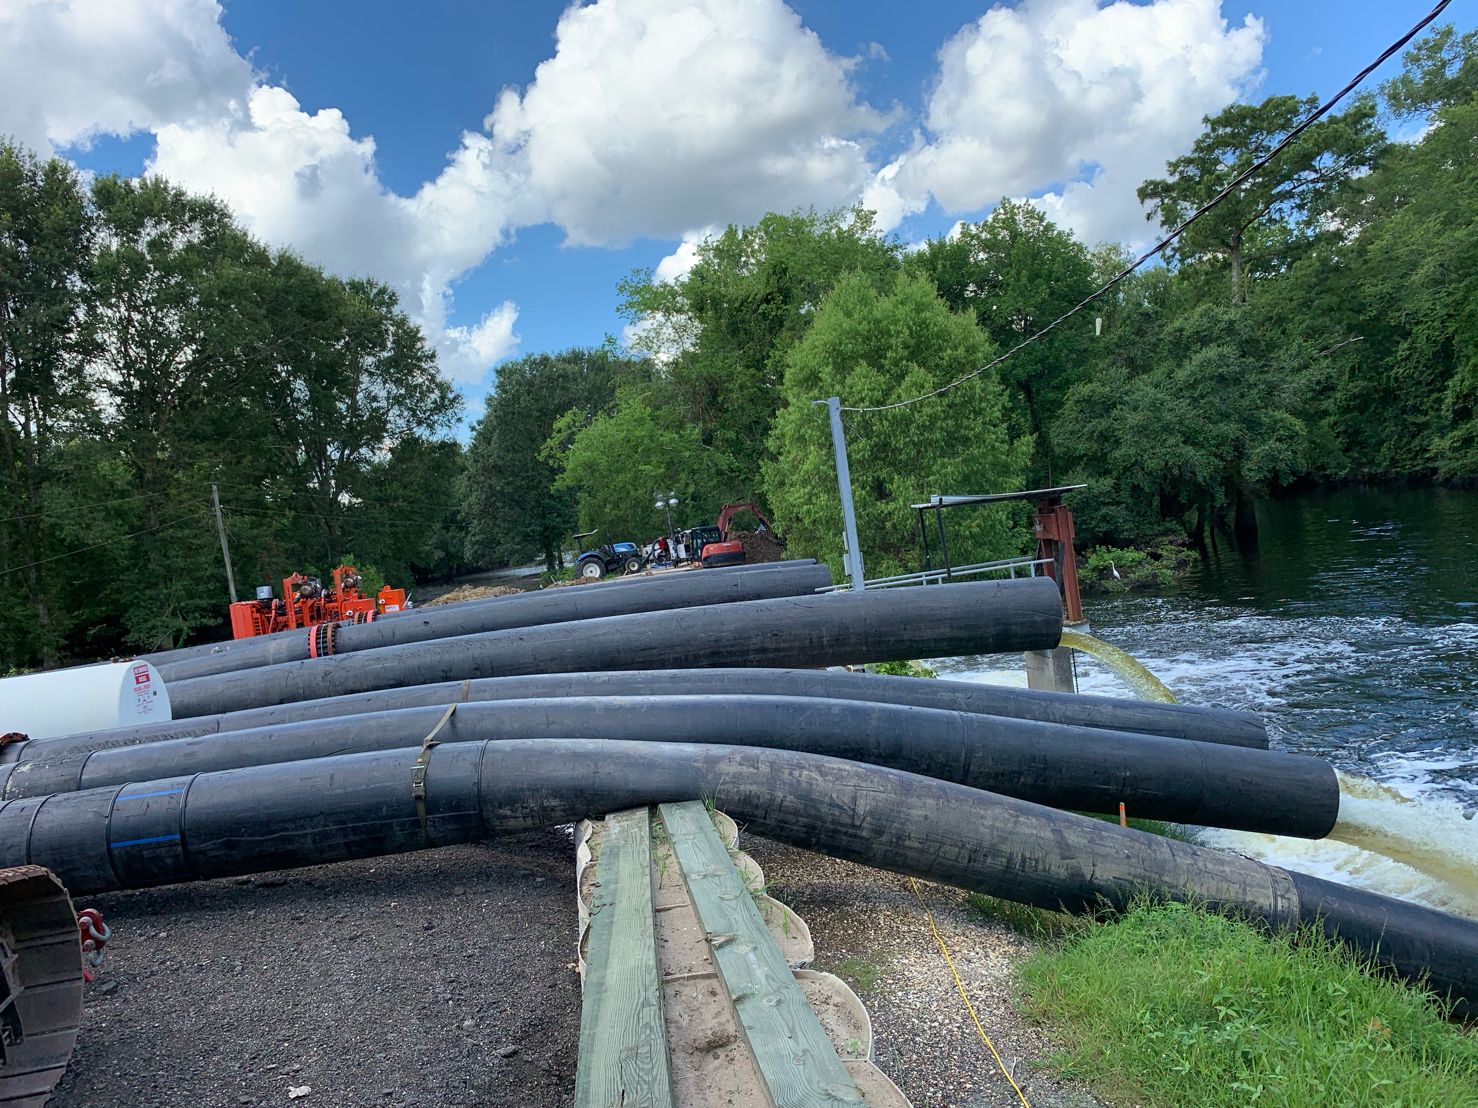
1059, 630, 1176, 703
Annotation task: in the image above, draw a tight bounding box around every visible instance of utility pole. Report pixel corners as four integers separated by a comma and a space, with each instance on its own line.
814, 397, 866, 591
211, 482, 238, 604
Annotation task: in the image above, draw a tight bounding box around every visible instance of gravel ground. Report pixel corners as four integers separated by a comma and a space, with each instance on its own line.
46, 828, 1100, 1108
51, 832, 580, 1108
744, 836, 1102, 1108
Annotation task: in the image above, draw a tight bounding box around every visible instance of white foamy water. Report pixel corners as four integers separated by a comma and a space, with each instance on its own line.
935, 490, 1478, 911
1327, 773, 1478, 906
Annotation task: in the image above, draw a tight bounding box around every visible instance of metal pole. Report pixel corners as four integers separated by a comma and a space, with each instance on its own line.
934, 501, 952, 580
917, 507, 932, 576
211, 482, 238, 604
816, 397, 865, 591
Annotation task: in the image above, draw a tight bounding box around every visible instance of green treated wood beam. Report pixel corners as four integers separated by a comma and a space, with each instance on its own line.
575, 808, 674, 1108
660, 801, 863, 1108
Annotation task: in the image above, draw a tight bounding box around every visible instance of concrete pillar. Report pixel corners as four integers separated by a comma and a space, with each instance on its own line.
1025, 620, 1089, 694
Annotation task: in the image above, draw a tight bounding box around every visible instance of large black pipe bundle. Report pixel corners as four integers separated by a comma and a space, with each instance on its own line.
0, 694, 1333, 834
5, 667, 1267, 761
149, 563, 833, 682
163, 577, 1066, 718
1, 740, 1470, 1011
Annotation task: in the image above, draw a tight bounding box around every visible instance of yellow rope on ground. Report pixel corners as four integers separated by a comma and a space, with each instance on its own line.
907, 877, 1032, 1108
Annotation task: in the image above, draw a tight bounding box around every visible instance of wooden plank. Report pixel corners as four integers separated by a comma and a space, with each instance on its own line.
575, 807, 674, 1108
659, 802, 863, 1108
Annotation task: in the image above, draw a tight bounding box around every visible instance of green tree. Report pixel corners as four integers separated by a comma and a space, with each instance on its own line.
343, 436, 466, 585
907, 200, 1097, 479
255, 254, 459, 571
0, 144, 94, 665
765, 274, 1030, 579
1057, 301, 1316, 547
1138, 94, 1385, 302
461, 348, 637, 572
545, 386, 702, 545
620, 207, 902, 500
1340, 25, 1478, 477
88, 175, 273, 649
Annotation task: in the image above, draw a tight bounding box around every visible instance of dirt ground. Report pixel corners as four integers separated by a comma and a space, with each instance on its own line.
51, 832, 1094, 1108
52, 833, 580, 1108
420, 584, 524, 607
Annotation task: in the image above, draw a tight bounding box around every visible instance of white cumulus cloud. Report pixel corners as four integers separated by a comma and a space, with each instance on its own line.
870, 0, 1265, 245
148, 84, 528, 379
490, 0, 884, 246
0, 0, 250, 155
1, 0, 522, 383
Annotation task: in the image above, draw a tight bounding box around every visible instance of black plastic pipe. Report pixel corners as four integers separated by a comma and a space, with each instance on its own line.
163, 577, 1065, 718
0, 694, 1331, 834
6, 666, 1266, 762
151, 563, 833, 682
1, 739, 1469, 1010
139, 560, 823, 669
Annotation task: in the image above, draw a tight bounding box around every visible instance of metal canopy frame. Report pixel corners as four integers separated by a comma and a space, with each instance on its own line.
912, 485, 1086, 581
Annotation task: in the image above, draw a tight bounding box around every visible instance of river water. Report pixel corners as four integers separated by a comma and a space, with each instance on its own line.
937, 487, 1478, 915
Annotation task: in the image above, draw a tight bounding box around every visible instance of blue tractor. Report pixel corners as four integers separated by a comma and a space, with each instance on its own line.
574, 531, 644, 580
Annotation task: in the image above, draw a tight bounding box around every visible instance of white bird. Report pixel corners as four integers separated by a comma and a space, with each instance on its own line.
1110, 561, 1122, 580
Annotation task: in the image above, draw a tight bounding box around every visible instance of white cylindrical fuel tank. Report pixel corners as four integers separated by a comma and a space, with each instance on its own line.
0, 661, 172, 740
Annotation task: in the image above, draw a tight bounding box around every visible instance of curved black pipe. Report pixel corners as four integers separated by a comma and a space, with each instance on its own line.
163, 577, 1065, 718
5, 666, 1266, 763
0, 694, 1333, 835
152, 564, 833, 682
0, 739, 1469, 1010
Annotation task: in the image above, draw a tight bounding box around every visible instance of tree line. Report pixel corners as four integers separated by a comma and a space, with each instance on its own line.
468, 25, 1477, 581
1, 151, 464, 667
4, 25, 1473, 668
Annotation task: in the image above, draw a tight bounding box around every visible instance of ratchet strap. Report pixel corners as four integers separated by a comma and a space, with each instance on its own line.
412, 703, 459, 840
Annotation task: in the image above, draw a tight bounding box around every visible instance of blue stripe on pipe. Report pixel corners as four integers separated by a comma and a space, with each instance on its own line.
110, 834, 182, 849
115, 788, 186, 801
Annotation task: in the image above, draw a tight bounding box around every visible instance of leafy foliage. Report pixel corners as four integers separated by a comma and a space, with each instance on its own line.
0, 153, 463, 665
906, 199, 1097, 479
545, 386, 703, 543
619, 207, 902, 504
765, 274, 1030, 578
461, 348, 640, 571
1137, 94, 1385, 303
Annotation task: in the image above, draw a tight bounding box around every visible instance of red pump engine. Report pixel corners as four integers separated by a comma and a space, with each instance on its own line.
228, 565, 408, 640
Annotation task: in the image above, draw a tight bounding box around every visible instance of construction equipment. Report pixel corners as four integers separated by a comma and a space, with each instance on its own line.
228, 565, 407, 640
574, 532, 644, 580
672, 524, 726, 565
716, 501, 776, 537
0, 866, 86, 1106
697, 502, 781, 568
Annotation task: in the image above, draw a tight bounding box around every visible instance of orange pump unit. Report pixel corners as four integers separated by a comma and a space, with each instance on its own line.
228, 565, 408, 640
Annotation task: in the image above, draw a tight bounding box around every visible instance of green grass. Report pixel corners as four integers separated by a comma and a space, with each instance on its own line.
833, 955, 887, 992
966, 892, 1087, 939
1022, 901, 1478, 1107
1079, 809, 1191, 841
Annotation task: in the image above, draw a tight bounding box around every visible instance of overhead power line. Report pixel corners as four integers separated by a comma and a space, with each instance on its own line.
841, 0, 1452, 415
0, 490, 165, 526
0, 513, 203, 578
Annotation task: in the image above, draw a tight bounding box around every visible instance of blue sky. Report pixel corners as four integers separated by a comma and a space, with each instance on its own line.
5, 1, 1468, 420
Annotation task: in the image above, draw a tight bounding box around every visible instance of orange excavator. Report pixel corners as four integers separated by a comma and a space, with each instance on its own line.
228, 565, 408, 640
699, 502, 779, 568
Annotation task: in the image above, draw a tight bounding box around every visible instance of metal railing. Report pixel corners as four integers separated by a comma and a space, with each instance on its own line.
819, 556, 1052, 592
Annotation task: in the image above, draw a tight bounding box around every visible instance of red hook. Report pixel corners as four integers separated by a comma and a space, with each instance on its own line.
77, 908, 111, 982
